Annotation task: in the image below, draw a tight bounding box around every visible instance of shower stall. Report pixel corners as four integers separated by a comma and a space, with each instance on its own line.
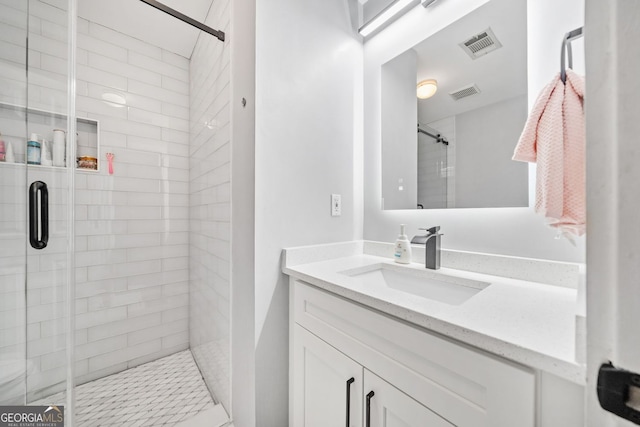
0, 0, 231, 425
417, 121, 452, 209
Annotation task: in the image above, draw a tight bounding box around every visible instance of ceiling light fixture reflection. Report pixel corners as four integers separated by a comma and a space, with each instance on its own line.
359, 0, 416, 37
101, 92, 127, 108
417, 79, 438, 99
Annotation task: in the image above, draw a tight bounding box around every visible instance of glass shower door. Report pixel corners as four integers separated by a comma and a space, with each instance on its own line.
0, 0, 75, 416
24, 0, 75, 408
0, 0, 30, 406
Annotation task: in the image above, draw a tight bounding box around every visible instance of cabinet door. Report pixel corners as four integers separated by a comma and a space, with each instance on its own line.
364, 370, 454, 427
293, 325, 363, 427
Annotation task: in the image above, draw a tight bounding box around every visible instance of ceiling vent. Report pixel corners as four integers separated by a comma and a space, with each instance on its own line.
449, 84, 481, 101
459, 27, 502, 59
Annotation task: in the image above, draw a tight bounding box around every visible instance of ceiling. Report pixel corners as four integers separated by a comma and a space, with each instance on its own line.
360, 0, 395, 25
77, 0, 215, 58
411, 0, 527, 123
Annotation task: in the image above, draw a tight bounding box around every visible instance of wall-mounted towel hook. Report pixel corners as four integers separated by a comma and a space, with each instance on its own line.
561, 27, 584, 84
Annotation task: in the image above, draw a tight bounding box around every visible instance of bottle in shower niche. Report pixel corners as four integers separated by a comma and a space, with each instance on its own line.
52, 129, 66, 167
40, 139, 53, 166
27, 133, 41, 165
5, 141, 15, 163
0, 133, 5, 162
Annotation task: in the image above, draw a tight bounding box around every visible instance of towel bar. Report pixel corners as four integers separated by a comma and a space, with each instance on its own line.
561, 27, 584, 84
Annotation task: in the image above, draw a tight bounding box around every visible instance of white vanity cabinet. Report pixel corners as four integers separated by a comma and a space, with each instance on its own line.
294, 325, 452, 427
293, 325, 363, 427
290, 280, 536, 427
365, 369, 454, 427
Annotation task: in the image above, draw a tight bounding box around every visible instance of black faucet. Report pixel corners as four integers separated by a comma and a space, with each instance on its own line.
410, 226, 442, 270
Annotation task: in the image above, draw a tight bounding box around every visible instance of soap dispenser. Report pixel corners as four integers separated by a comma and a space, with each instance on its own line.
394, 224, 412, 264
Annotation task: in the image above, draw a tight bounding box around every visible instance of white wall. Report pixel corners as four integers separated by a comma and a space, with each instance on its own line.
229, 0, 256, 423
381, 49, 418, 209
585, 0, 640, 425
189, 0, 231, 413
363, 0, 586, 263
455, 95, 528, 208
254, 0, 363, 423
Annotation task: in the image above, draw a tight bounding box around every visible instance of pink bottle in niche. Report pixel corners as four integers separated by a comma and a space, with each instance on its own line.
0, 133, 5, 162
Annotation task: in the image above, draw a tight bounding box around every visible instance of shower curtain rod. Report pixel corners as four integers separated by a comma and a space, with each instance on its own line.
139, 0, 225, 42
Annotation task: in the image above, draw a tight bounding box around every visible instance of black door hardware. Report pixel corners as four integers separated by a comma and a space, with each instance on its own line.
345, 377, 354, 427
29, 181, 48, 250
365, 390, 374, 427
597, 362, 640, 424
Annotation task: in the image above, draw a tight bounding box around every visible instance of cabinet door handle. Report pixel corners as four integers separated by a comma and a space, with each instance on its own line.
29, 181, 48, 250
366, 390, 375, 427
345, 377, 355, 427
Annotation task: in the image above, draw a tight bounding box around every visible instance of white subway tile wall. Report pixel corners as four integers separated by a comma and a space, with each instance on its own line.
72, 14, 192, 399
189, 0, 231, 412
0, 0, 191, 402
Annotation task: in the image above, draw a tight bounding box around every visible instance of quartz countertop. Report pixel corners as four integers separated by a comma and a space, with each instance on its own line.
283, 241, 585, 385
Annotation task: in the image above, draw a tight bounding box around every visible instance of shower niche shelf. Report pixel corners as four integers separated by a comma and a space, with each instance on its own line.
0, 102, 100, 172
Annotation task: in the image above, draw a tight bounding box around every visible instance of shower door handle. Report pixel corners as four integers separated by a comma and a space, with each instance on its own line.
29, 181, 48, 250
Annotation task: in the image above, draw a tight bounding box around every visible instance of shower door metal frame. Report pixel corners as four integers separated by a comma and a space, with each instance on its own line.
65, 0, 78, 423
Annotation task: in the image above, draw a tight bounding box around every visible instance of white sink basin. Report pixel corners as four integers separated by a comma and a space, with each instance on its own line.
340, 264, 490, 305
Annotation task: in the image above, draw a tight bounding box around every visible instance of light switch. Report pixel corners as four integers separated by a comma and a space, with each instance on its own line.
331, 194, 341, 217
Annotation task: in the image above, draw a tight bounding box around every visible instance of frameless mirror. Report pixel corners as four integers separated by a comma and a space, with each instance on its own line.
381, 0, 529, 210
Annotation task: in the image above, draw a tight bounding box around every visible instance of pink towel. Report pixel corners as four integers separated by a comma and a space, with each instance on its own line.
513, 69, 585, 237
